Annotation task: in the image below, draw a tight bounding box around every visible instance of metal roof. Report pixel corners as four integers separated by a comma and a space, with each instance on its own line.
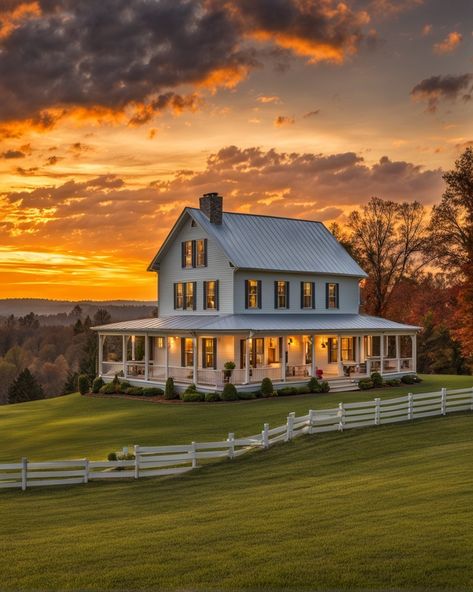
93, 314, 418, 333
149, 208, 367, 277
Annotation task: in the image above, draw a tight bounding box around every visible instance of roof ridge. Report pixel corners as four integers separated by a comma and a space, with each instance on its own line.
187, 207, 324, 225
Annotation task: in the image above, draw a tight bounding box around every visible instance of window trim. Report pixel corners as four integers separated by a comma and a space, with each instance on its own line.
203, 279, 219, 310
245, 279, 262, 309
174, 281, 196, 310
274, 280, 290, 309
202, 337, 217, 369
326, 282, 339, 309
300, 281, 315, 309
181, 239, 207, 268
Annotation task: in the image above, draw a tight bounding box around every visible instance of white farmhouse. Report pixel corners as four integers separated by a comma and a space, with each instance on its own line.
93, 193, 419, 392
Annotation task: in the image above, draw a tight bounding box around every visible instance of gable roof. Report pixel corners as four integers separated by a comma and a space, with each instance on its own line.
148, 207, 367, 277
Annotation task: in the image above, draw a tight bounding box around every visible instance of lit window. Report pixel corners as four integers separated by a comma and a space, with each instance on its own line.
184, 282, 194, 310
183, 240, 193, 268
247, 280, 260, 309
204, 280, 218, 310
196, 239, 206, 267
183, 338, 193, 367
302, 282, 313, 308
326, 283, 339, 309
156, 337, 164, 348
202, 338, 216, 369
174, 283, 184, 309
275, 281, 289, 309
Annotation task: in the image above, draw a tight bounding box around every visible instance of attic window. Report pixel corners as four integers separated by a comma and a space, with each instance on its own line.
191, 220, 197, 227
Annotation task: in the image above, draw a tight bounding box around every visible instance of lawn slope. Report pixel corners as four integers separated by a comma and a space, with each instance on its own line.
1, 414, 472, 591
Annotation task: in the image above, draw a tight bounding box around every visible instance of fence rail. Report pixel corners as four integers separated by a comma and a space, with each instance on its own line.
1, 387, 472, 492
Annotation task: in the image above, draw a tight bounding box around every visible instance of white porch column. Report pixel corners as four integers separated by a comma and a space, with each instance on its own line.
411, 334, 417, 372
380, 334, 385, 375
396, 335, 401, 372
244, 334, 251, 384
281, 336, 287, 382
98, 334, 104, 377
311, 335, 316, 377
164, 335, 169, 380
192, 336, 198, 384
144, 334, 149, 381
131, 336, 136, 361
355, 336, 361, 364
122, 335, 127, 378
337, 335, 343, 376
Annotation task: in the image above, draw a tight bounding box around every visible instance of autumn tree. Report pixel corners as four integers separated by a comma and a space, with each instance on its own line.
348, 197, 432, 316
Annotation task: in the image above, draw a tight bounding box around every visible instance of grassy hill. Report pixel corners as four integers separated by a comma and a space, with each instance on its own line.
1, 374, 472, 461
1, 413, 472, 591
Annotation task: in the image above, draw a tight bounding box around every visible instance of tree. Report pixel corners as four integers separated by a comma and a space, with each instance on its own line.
4, 345, 31, 374
93, 309, 111, 326
72, 318, 84, 335
69, 304, 83, 318
348, 197, 431, 316
0, 360, 17, 404
8, 368, 44, 404
18, 312, 39, 329
417, 313, 465, 375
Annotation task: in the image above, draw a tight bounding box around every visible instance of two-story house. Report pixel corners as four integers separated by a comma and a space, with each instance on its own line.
93, 193, 419, 392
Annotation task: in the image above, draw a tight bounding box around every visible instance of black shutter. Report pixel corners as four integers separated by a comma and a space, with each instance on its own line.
213, 337, 217, 369
328, 338, 333, 363
193, 282, 197, 310
191, 240, 196, 268
215, 280, 219, 311
202, 339, 206, 368
274, 281, 278, 309
300, 282, 304, 308
325, 283, 329, 309
257, 280, 262, 308
286, 282, 290, 309
181, 242, 186, 268
245, 280, 249, 309
203, 238, 208, 267
335, 283, 340, 308
203, 281, 207, 310
278, 337, 282, 361
180, 338, 185, 367
173, 283, 177, 309
311, 282, 315, 309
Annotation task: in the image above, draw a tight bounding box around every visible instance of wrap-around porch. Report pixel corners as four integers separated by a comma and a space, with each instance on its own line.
98, 332, 417, 390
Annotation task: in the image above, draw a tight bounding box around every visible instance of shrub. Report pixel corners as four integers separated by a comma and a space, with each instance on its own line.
125, 387, 144, 396
320, 380, 330, 393
297, 386, 311, 394
370, 372, 383, 387
221, 383, 239, 401
142, 387, 163, 397
238, 391, 257, 400
277, 386, 299, 396
107, 451, 117, 461
99, 382, 118, 394
182, 392, 205, 402
308, 377, 322, 393
92, 377, 104, 393
112, 373, 121, 388
78, 374, 90, 395
385, 378, 401, 387
260, 377, 274, 397
401, 374, 416, 384
358, 378, 374, 390
413, 375, 423, 383
184, 383, 198, 394
223, 361, 236, 370
164, 377, 176, 399
205, 392, 221, 402
119, 381, 131, 393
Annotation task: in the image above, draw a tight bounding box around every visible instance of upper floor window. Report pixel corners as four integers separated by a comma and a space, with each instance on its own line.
181, 239, 207, 268
301, 282, 315, 309
326, 283, 339, 309
174, 282, 196, 310
182, 240, 194, 268
174, 282, 184, 309
185, 281, 195, 310
245, 279, 261, 309
196, 239, 207, 267
203, 280, 219, 310
274, 281, 289, 309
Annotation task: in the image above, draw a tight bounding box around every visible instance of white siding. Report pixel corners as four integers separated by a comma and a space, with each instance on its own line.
157, 216, 234, 316
233, 271, 360, 314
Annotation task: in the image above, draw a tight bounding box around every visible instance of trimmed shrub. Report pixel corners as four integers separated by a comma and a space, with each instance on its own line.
142, 387, 163, 397
277, 386, 299, 396
358, 378, 374, 390
320, 380, 330, 393
182, 392, 205, 402
99, 382, 118, 394
260, 377, 274, 397
125, 387, 143, 396
370, 372, 383, 387
164, 377, 176, 399
308, 377, 322, 393
184, 383, 198, 394
297, 386, 311, 394
92, 377, 104, 393
221, 383, 239, 401
238, 391, 257, 400
385, 378, 401, 387
78, 374, 90, 395
119, 381, 131, 393
107, 451, 117, 461
401, 374, 416, 384
205, 392, 221, 402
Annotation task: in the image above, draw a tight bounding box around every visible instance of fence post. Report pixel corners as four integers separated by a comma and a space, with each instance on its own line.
262, 423, 269, 449
191, 442, 197, 469
133, 445, 139, 479
374, 398, 380, 426
338, 403, 345, 431
441, 387, 447, 416
286, 412, 295, 441
83, 458, 89, 484
21, 457, 27, 491
308, 410, 315, 435
227, 432, 235, 459
408, 393, 413, 420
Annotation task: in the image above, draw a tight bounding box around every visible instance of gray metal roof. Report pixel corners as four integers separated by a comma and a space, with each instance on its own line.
93, 314, 418, 333
149, 208, 367, 277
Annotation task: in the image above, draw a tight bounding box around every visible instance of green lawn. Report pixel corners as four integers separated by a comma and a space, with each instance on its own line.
1, 373, 472, 461
1, 413, 472, 591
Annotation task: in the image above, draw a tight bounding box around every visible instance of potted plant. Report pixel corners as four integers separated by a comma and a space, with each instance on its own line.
223, 361, 236, 382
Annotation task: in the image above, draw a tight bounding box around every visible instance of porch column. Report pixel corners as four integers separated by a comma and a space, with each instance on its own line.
281, 336, 287, 382
131, 335, 136, 361
98, 334, 104, 377
337, 334, 343, 376
144, 334, 149, 381
122, 334, 127, 378
395, 335, 401, 372
355, 336, 361, 364
192, 336, 198, 385
380, 333, 385, 375
164, 335, 169, 380
411, 334, 417, 372
311, 335, 316, 377
244, 334, 250, 384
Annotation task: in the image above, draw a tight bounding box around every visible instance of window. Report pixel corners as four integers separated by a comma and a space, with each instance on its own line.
305, 337, 312, 364
203, 280, 219, 310
240, 337, 265, 368
174, 282, 196, 310
328, 338, 338, 363
185, 281, 195, 310
182, 240, 194, 268
196, 239, 207, 267
202, 337, 216, 369
267, 337, 280, 364
181, 338, 194, 367
364, 335, 380, 357
301, 282, 315, 309
326, 283, 339, 309
327, 337, 355, 363
156, 337, 164, 349
174, 282, 184, 309
245, 279, 261, 309
274, 281, 289, 309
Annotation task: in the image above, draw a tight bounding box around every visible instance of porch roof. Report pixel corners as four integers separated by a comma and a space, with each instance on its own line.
93, 314, 419, 334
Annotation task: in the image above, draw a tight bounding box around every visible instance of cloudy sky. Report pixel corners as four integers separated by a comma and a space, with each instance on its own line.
0, 0, 471, 300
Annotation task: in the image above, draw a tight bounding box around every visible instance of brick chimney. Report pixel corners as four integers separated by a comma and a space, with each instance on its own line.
199, 192, 223, 225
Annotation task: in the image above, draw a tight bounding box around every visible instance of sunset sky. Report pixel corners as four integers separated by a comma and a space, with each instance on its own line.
0, 0, 471, 301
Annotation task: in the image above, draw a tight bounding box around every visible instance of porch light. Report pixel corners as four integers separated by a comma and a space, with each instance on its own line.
288, 338, 293, 346
321, 339, 328, 349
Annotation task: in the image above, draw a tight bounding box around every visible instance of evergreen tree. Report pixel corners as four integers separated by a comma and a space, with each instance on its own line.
8, 368, 44, 404
79, 330, 98, 380
73, 318, 84, 335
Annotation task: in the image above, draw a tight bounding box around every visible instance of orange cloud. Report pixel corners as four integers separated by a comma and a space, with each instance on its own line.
433, 32, 462, 55
0, 1, 40, 39
256, 95, 280, 104
274, 115, 295, 127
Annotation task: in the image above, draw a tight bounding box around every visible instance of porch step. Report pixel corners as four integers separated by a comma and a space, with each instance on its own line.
326, 378, 360, 393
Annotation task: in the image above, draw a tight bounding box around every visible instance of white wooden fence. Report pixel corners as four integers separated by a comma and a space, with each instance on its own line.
1, 387, 472, 492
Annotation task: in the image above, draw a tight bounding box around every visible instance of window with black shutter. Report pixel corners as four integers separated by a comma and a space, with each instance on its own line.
326, 283, 339, 309
301, 282, 315, 309
247, 280, 260, 309
275, 281, 289, 309
203, 280, 218, 310
174, 283, 184, 309
202, 337, 217, 369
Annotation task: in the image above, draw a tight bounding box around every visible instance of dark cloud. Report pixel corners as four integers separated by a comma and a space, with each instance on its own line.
274, 115, 295, 126
1, 149, 25, 158
411, 74, 473, 113
45, 155, 61, 166
303, 109, 320, 118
